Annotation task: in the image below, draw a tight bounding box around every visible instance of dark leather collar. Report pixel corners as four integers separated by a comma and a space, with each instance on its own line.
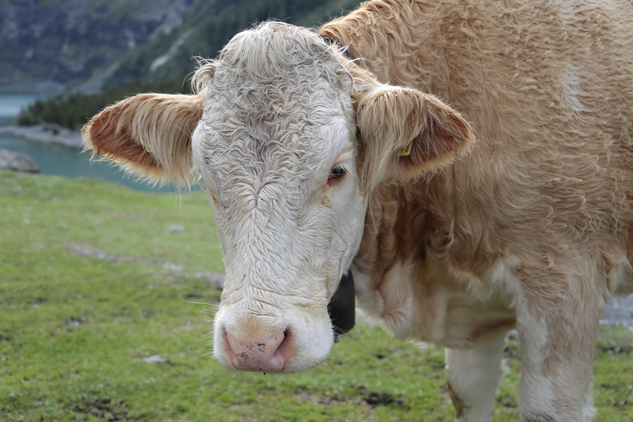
327, 270, 355, 343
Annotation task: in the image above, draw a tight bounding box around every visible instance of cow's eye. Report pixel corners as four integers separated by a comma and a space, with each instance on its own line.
328, 165, 347, 183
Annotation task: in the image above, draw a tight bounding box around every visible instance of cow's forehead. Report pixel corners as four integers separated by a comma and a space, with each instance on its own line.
192, 22, 357, 195
195, 105, 354, 199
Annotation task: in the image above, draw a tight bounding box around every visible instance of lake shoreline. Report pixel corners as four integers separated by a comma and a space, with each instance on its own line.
0, 94, 172, 192
0, 125, 83, 147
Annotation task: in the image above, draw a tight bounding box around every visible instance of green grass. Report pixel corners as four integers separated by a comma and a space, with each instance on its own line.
1, 169, 632, 421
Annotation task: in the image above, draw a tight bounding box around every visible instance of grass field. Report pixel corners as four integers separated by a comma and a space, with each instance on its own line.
1, 169, 632, 421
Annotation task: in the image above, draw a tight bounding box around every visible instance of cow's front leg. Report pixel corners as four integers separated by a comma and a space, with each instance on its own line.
515, 270, 601, 422
445, 335, 507, 422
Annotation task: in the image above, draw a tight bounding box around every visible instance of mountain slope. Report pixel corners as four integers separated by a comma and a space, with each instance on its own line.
110, 0, 363, 86
0, 0, 197, 93
1, 0, 362, 94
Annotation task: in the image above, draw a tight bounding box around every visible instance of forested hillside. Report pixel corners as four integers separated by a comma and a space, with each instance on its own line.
13, 0, 363, 129
0, 0, 197, 94
112, 0, 364, 87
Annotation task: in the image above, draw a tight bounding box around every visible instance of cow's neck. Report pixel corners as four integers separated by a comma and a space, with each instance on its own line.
350, 177, 513, 346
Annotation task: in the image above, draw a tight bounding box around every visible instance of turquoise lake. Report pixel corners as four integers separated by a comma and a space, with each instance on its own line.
0, 95, 180, 193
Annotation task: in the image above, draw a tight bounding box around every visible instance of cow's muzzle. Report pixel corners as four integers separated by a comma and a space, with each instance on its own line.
327, 270, 355, 343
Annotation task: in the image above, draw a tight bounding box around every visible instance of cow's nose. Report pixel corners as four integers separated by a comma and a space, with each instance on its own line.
224, 329, 288, 372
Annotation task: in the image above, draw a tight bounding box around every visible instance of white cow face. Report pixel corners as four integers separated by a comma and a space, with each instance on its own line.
191, 24, 367, 372
82, 22, 474, 373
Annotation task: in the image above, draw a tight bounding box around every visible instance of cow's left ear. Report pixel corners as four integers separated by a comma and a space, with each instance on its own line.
356, 86, 474, 189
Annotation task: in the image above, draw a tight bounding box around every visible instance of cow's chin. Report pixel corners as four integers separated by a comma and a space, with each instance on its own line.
212, 306, 334, 373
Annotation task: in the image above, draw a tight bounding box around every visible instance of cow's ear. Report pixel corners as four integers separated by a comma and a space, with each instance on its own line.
82, 93, 204, 185
356, 86, 474, 189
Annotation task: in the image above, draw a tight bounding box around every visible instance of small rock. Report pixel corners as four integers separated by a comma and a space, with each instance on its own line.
142, 355, 166, 364
0, 148, 40, 173
66, 316, 88, 327
165, 225, 185, 234
507, 329, 519, 341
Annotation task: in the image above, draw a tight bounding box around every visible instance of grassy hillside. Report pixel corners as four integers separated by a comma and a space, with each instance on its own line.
1, 169, 632, 421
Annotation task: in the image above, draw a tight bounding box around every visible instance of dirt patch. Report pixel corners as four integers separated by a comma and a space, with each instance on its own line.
296, 386, 406, 409
65, 316, 88, 327
68, 243, 225, 289
69, 244, 177, 267
496, 393, 518, 408
358, 386, 406, 409
70, 397, 145, 422
362, 391, 406, 408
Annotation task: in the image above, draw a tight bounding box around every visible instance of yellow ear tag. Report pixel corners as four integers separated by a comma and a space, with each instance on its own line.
395, 140, 413, 157
145, 147, 153, 153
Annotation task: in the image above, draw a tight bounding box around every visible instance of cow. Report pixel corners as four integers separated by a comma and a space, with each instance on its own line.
82, 0, 633, 420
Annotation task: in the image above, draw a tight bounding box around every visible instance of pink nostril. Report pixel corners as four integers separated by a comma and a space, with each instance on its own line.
224, 330, 288, 372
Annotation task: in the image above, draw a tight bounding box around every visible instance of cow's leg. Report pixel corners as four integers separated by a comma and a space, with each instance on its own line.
445, 335, 507, 422
514, 266, 602, 422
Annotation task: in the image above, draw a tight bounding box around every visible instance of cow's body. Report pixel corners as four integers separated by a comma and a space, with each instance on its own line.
84, 1, 633, 420
321, 2, 633, 419
323, 2, 633, 420
324, 0, 633, 342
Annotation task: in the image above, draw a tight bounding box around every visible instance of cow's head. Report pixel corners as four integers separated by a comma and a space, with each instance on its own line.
83, 22, 474, 373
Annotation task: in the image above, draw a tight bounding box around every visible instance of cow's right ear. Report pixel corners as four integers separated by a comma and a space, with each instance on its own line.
82, 93, 204, 185
356, 86, 474, 189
